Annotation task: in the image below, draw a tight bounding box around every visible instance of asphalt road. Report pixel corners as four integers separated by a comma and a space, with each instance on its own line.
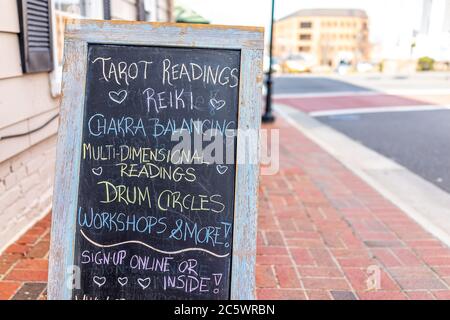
317, 110, 450, 194
273, 76, 372, 95
273, 73, 450, 95
273, 74, 450, 194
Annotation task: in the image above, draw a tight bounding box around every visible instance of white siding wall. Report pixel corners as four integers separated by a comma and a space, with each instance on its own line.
0, 0, 59, 251
0, 0, 173, 252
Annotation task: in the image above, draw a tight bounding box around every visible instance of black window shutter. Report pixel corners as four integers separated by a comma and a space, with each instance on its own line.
103, 0, 111, 20
17, 0, 54, 74
136, 0, 146, 21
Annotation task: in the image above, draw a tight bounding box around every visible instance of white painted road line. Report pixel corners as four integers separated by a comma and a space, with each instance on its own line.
273, 91, 380, 99
276, 103, 450, 248
309, 105, 450, 117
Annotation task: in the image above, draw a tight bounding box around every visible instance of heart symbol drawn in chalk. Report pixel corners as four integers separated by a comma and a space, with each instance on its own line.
210, 98, 226, 111
137, 278, 151, 289
92, 166, 103, 176
109, 90, 128, 104
117, 277, 128, 287
216, 165, 228, 175
93, 276, 106, 287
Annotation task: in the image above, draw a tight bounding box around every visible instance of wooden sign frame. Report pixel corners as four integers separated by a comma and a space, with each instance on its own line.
48, 20, 264, 300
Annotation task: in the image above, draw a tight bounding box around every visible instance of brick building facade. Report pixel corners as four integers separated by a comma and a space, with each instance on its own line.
273, 8, 370, 67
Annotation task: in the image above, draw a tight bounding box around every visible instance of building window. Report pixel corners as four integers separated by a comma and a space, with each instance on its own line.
54, 1, 105, 66
299, 34, 312, 40
298, 46, 310, 52
54, 0, 87, 16
300, 21, 312, 28
50, 0, 107, 96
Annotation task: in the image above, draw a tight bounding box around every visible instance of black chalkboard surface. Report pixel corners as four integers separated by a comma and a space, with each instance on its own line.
72, 44, 240, 300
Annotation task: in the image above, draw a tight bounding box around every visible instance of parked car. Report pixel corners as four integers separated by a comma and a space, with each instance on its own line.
336, 60, 352, 74
357, 61, 375, 73
281, 54, 314, 73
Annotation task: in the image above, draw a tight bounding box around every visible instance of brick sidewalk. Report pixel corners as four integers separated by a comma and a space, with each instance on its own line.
2, 115, 450, 299
0, 215, 50, 300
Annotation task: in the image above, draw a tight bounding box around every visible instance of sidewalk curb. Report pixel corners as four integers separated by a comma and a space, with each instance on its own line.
275, 103, 450, 248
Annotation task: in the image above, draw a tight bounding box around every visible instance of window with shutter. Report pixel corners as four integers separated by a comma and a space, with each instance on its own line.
17, 0, 54, 74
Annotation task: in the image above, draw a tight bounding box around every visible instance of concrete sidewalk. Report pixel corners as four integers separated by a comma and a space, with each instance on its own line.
2, 115, 450, 300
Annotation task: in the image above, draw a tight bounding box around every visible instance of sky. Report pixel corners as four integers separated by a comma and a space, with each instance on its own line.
176, 0, 425, 48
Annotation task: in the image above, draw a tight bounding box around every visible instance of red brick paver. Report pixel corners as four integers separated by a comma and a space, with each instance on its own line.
0, 215, 51, 300
2, 115, 450, 299
275, 94, 433, 113
256, 115, 450, 300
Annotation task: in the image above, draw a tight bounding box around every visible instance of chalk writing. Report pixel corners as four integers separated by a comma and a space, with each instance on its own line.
73, 44, 240, 300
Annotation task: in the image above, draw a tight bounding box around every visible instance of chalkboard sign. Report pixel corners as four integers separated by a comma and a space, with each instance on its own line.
48, 20, 263, 300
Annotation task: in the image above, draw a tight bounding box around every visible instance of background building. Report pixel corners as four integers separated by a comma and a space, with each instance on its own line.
273, 8, 370, 68
369, 0, 450, 73
0, 0, 173, 252
414, 0, 450, 64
